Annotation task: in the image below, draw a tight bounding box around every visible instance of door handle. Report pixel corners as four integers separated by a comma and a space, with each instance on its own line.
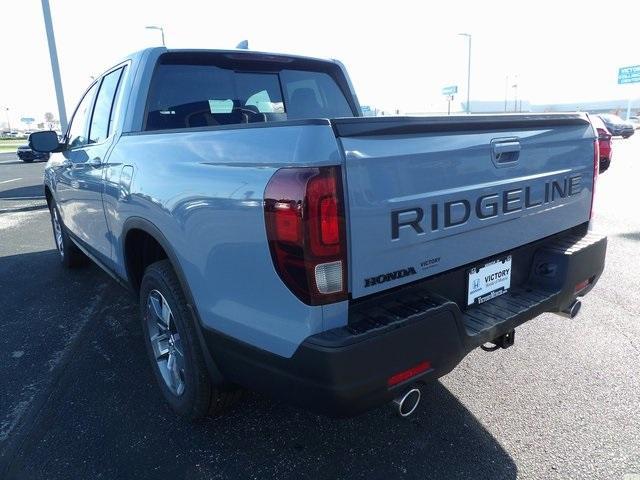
491, 138, 521, 166
88, 157, 103, 168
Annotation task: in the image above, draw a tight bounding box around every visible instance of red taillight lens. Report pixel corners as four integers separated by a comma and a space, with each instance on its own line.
264, 166, 347, 305
590, 138, 599, 220
320, 197, 339, 245
307, 174, 341, 257
274, 203, 301, 243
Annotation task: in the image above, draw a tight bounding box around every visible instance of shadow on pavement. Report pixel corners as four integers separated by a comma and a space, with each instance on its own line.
4, 272, 517, 480
618, 231, 640, 242
0, 184, 45, 200
0, 249, 115, 475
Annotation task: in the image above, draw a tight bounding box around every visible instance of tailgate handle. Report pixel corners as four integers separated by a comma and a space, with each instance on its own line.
491, 138, 521, 165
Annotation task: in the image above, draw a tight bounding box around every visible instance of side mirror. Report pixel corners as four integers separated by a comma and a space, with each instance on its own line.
29, 130, 62, 153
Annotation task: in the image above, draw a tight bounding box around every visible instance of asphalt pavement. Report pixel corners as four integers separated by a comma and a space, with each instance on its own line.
0, 152, 48, 213
0, 142, 639, 479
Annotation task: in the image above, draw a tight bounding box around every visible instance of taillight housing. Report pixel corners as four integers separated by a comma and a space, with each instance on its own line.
590, 138, 599, 220
596, 128, 611, 142
264, 166, 348, 305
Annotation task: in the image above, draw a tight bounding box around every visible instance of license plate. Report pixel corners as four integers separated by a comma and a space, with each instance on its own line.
467, 256, 512, 306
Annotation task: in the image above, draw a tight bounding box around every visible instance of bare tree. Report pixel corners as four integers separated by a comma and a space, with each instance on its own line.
44, 112, 56, 130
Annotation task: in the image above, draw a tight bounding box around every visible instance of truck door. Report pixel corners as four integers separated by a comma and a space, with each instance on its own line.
56, 66, 125, 265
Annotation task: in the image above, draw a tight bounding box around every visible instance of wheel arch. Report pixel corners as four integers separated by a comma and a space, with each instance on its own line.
122, 217, 189, 297
121, 217, 226, 385
44, 184, 53, 209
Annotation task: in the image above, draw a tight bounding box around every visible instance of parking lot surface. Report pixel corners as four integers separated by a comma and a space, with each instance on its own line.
0, 142, 639, 479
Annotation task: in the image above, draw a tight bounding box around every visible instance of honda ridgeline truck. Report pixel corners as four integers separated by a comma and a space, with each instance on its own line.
31, 48, 607, 418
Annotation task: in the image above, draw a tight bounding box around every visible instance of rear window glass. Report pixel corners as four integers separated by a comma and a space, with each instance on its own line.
145, 56, 354, 131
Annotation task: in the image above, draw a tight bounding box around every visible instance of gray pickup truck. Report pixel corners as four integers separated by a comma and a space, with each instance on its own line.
30, 47, 607, 419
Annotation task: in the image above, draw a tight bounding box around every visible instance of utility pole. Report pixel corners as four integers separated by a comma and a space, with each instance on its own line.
504, 76, 508, 112
512, 75, 519, 112
458, 33, 472, 114
40, 0, 67, 131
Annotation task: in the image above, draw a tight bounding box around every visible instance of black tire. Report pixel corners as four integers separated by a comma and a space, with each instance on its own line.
21, 158, 34, 163
140, 260, 241, 419
49, 201, 88, 268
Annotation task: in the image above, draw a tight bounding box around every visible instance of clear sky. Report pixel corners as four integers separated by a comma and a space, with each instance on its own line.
1, 0, 639, 127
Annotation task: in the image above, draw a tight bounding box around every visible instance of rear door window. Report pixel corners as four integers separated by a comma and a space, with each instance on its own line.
145, 55, 354, 131
89, 67, 125, 144
67, 82, 98, 148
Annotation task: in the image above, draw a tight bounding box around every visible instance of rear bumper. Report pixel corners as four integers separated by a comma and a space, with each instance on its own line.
203, 227, 607, 417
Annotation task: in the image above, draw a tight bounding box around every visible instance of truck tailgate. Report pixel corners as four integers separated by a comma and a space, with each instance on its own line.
332, 114, 596, 299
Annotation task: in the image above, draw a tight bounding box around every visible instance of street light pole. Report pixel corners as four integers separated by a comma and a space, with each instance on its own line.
504, 76, 509, 112
458, 33, 472, 114
3, 107, 11, 131
146, 26, 166, 46
40, 0, 67, 132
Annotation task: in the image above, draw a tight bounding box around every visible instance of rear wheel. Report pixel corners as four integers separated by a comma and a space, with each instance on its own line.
49, 201, 88, 268
140, 260, 241, 419
21, 158, 34, 163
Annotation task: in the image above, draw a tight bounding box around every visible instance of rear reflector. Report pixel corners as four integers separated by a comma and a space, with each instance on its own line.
574, 278, 592, 294
387, 361, 432, 387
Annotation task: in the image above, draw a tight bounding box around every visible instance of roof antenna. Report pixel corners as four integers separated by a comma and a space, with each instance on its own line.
236, 40, 249, 49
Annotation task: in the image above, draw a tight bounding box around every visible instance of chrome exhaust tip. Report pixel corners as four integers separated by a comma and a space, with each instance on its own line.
392, 388, 421, 417
558, 299, 582, 319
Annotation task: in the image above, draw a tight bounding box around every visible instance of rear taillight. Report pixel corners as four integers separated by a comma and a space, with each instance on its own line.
590, 138, 599, 220
596, 128, 611, 141
264, 166, 347, 305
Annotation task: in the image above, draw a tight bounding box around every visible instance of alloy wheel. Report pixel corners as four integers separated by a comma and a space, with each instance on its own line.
52, 208, 64, 258
146, 289, 186, 396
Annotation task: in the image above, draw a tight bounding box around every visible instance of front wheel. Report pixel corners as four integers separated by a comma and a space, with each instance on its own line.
21, 157, 34, 163
49, 201, 88, 268
140, 260, 241, 419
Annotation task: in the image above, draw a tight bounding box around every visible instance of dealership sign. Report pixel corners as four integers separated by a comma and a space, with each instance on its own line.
618, 65, 640, 85
442, 85, 458, 96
